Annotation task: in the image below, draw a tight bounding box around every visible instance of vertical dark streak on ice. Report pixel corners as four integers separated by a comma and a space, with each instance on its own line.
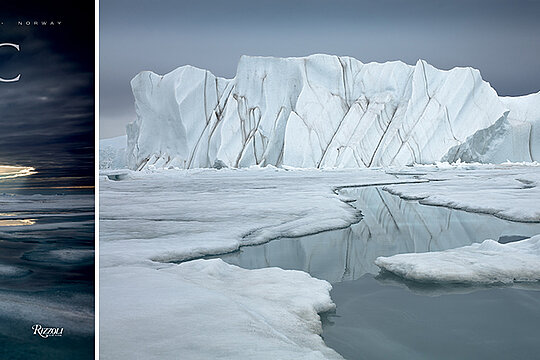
444, 105, 460, 143
317, 103, 351, 168
368, 106, 399, 167
528, 125, 534, 162
389, 60, 434, 165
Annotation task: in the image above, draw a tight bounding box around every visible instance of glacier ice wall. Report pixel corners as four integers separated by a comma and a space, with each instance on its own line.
126, 54, 539, 170
100, 135, 127, 169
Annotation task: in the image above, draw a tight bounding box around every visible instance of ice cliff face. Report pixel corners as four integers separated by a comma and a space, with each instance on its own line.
125, 54, 539, 170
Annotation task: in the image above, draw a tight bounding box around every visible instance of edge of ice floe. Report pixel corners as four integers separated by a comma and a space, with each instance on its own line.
375, 235, 540, 284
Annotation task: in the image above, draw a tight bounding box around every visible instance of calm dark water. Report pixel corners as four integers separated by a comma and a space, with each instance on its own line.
322, 275, 540, 360
217, 187, 540, 360
0, 191, 94, 360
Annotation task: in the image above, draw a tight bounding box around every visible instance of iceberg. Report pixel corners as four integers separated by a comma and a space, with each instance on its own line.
375, 235, 540, 284
120, 54, 539, 170
443, 92, 540, 163
99, 135, 127, 169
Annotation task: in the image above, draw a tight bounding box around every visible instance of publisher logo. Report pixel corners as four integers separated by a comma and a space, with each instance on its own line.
32, 324, 64, 338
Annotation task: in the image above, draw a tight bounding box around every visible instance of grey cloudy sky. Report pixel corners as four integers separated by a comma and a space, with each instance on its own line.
100, 0, 540, 138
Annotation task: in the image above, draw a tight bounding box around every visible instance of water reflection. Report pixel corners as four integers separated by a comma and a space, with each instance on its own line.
375, 269, 540, 296
216, 186, 540, 360
218, 187, 540, 283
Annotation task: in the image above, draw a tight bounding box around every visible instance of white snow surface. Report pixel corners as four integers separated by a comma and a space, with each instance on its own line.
100, 168, 408, 267
122, 54, 539, 170
383, 163, 540, 222
101, 260, 340, 360
100, 168, 413, 359
100, 165, 540, 359
375, 235, 540, 284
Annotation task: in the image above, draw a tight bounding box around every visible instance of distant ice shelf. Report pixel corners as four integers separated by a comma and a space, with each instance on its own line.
100, 54, 540, 170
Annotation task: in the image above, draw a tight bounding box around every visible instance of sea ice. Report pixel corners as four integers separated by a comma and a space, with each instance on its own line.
375, 235, 540, 284
221, 186, 540, 283
101, 259, 342, 360
100, 165, 540, 359
383, 163, 540, 222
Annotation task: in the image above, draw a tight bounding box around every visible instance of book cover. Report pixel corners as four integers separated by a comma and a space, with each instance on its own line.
0, 2, 94, 359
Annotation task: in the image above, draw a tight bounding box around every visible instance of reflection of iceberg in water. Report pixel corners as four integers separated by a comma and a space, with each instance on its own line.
374, 269, 540, 296
219, 187, 540, 283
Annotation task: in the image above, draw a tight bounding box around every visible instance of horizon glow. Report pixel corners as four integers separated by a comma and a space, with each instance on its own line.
0, 165, 38, 180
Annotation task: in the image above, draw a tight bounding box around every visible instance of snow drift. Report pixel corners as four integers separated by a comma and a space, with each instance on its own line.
122, 55, 539, 170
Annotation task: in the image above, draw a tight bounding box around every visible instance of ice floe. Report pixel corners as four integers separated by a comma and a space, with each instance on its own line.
375, 235, 540, 284
100, 259, 342, 360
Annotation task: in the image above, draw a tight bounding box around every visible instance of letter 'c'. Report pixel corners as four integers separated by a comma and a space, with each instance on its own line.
0, 43, 21, 82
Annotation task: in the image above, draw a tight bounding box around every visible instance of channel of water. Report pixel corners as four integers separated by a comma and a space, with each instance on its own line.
214, 186, 540, 360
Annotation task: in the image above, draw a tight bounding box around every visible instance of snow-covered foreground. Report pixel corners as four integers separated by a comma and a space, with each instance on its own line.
100, 167, 406, 360
100, 164, 540, 359
102, 260, 340, 360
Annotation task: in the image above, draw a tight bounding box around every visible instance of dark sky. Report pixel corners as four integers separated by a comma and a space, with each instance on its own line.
100, 0, 540, 138
0, 2, 94, 191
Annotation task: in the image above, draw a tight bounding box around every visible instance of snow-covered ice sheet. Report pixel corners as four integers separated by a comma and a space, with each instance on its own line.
100, 164, 540, 359
383, 163, 540, 222
100, 167, 407, 267
220, 186, 540, 283
101, 259, 341, 360
100, 168, 411, 359
375, 235, 540, 284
